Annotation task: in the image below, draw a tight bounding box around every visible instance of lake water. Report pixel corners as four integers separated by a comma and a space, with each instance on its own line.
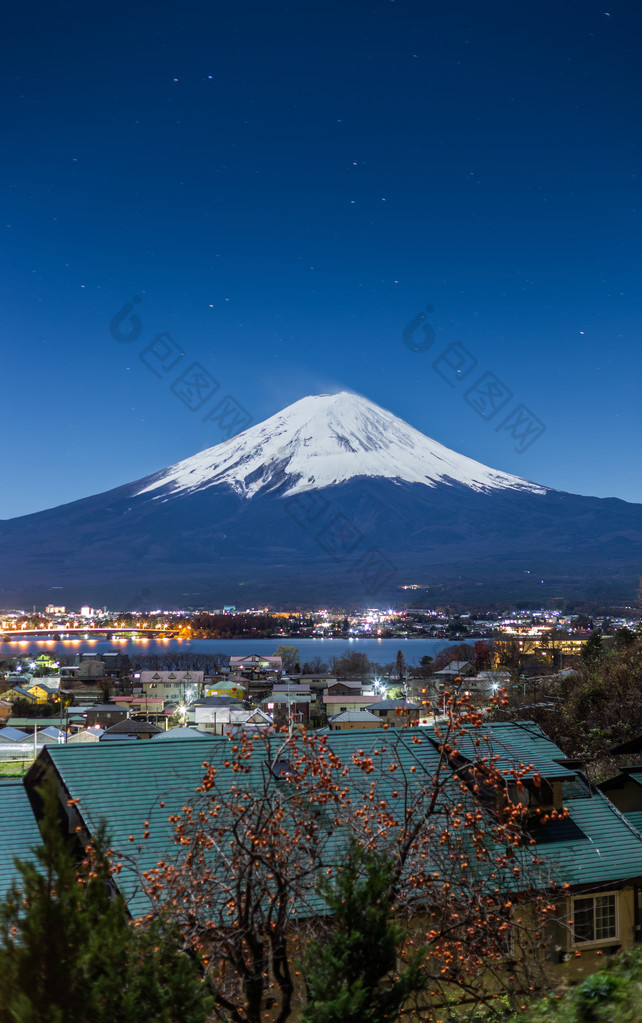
1, 636, 464, 666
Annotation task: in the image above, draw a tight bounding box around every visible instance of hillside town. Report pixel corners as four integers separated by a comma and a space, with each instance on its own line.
0, 600, 639, 752
1, 620, 642, 1020
1, 602, 639, 641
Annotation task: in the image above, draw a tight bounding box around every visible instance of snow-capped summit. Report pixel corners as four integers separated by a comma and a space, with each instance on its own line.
2, 390, 641, 609
137, 391, 547, 500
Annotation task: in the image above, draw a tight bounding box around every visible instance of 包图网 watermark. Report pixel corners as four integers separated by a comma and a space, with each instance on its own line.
284, 490, 398, 596
402, 305, 546, 453
109, 296, 253, 440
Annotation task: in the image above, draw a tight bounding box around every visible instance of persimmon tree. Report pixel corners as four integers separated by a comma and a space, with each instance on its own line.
143, 692, 564, 1023
339, 694, 565, 1018
143, 729, 348, 1023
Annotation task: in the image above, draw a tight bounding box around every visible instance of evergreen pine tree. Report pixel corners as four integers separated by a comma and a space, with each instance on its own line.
302, 841, 426, 1023
581, 631, 604, 666
0, 782, 210, 1023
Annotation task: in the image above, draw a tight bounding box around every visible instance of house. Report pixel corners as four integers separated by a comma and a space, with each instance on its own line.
598, 740, 642, 827
273, 683, 312, 695
111, 695, 167, 725
329, 710, 383, 730
59, 685, 104, 704
433, 660, 474, 678
322, 694, 379, 716
189, 706, 272, 737
325, 680, 364, 696
204, 677, 247, 700
64, 660, 105, 682
299, 674, 337, 690
24, 682, 59, 704
366, 699, 420, 726
99, 719, 163, 741
187, 696, 246, 733
138, 670, 204, 702
151, 726, 212, 741
471, 670, 511, 687
4, 673, 34, 685
23, 720, 642, 982
34, 653, 58, 672
226, 709, 273, 736
0, 685, 38, 704
260, 691, 311, 728
229, 654, 282, 676
67, 704, 130, 731
98, 651, 131, 678
0, 699, 11, 722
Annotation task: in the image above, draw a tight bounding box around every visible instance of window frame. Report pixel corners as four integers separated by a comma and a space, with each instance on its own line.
571, 891, 619, 948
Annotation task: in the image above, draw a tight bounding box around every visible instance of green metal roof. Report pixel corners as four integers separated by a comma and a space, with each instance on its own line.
452, 720, 577, 780
32, 738, 223, 915
623, 811, 642, 835
0, 780, 42, 899
27, 723, 642, 917
532, 790, 642, 887
30, 730, 454, 915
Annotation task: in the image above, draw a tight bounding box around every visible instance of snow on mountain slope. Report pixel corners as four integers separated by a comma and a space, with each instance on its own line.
136, 391, 548, 500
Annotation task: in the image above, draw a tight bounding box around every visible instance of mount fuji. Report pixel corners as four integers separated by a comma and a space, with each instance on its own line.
1, 392, 641, 608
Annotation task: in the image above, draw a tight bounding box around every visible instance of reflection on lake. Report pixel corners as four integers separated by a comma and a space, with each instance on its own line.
1, 636, 462, 665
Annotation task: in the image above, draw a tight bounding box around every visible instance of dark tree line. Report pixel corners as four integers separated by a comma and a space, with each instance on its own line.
191, 613, 303, 638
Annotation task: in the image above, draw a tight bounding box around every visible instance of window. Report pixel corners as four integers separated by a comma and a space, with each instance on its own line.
572, 894, 617, 944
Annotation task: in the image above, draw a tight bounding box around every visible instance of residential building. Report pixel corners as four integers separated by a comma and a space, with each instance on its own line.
68, 704, 130, 731
204, 676, 247, 700
100, 719, 163, 741
325, 680, 364, 696
111, 695, 167, 723
22, 720, 642, 982
433, 660, 474, 678
229, 654, 282, 676
261, 691, 311, 728
0, 782, 42, 900
187, 696, 246, 734
366, 699, 420, 726
0, 685, 39, 704
138, 670, 204, 703
322, 693, 379, 716
24, 682, 58, 704
329, 710, 383, 730
299, 674, 337, 691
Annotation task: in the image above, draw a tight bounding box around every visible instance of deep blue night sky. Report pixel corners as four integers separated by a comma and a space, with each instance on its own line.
2, 0, 641, 519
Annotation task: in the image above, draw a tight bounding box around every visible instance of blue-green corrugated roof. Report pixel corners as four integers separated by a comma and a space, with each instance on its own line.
453, 720, 577, 780
0, 780, 42, 899
532, 789, 642, 887
33, 730, 453, 915
37, 737, 225, 914
31, 723, 642, 915
623, 810, 642, 834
